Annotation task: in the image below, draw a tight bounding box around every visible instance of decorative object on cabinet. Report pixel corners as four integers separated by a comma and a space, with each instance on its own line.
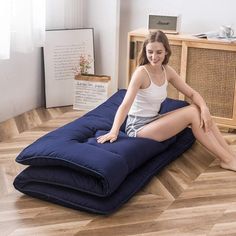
148, 15, 180, 34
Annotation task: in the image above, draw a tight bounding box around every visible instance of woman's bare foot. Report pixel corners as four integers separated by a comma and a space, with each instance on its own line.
220, 157, 236, 171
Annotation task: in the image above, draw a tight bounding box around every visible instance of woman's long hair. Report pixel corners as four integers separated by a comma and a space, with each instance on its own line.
138, 30, 172, 66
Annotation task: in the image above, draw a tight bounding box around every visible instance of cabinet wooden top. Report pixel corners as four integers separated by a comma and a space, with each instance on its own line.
129, 28, 236, 47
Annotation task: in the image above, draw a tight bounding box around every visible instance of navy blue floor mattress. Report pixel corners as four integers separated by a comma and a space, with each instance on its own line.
14, 89, 195, 214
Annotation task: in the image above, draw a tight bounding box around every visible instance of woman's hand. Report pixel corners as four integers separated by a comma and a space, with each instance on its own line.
200, 106, 212, 132
96, 131, 118, 144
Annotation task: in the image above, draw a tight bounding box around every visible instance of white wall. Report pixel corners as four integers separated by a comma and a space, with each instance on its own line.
83, 0, 120, 94
0, 50, 43, 122
118, 0, 236, 88
46, 0, 65, 30
46, 0, 83, 30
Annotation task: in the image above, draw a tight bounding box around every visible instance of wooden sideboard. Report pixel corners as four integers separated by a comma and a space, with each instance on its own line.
127, 28, 236, 129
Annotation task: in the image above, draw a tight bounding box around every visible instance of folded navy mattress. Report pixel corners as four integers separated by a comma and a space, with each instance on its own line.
14, 89, 195, 214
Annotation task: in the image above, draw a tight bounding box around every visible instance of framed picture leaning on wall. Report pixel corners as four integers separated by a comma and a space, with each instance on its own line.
43, 28, 95, 108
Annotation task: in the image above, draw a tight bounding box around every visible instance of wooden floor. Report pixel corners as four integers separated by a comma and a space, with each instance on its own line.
1, 107, 236, 236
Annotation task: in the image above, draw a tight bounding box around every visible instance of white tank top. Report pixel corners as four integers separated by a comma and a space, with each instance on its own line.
128, 65, 168, 117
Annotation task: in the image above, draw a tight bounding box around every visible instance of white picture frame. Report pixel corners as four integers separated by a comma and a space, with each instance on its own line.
43, 28, 95, 108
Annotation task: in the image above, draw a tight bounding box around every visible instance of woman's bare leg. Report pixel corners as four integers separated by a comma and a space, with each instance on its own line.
137, 104, 236, 171
210, 122, 235, 155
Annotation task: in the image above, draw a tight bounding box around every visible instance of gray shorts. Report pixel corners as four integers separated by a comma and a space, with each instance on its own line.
125, 114, 160, 137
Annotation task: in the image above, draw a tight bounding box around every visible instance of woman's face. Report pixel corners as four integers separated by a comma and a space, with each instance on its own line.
146, 42, 166, 66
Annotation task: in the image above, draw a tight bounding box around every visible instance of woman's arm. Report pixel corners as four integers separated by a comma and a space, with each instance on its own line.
97, 67, 144, 143
166, 65, 212, 132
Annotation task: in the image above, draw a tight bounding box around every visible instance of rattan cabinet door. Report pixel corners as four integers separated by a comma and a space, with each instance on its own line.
186, 47, 236, 119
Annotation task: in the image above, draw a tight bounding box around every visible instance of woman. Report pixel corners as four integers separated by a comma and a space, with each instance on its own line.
97, 30, 236, 171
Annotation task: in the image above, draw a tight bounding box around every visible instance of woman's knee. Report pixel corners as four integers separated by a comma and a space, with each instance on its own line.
188, 104, 201, 123
187, 104, 199, 114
